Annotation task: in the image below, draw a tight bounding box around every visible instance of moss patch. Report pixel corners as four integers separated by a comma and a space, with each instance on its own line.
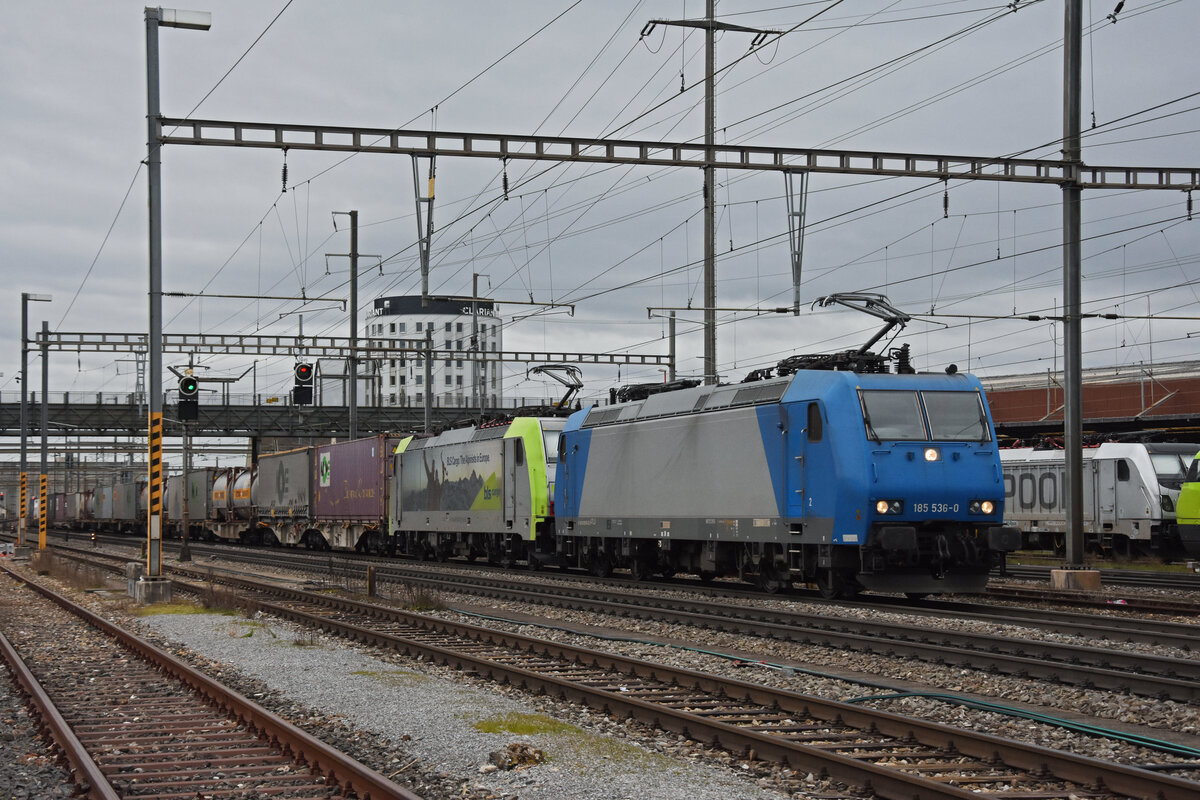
133, 602, 213, 617
473, 712, 577, 736
350, 669, 428, 687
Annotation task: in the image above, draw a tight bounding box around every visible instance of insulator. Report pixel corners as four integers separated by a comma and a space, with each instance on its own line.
942, 184, 949, 218
1188, 189, 1193, 221
281, 152, 289, 193
503, 170, 509, 200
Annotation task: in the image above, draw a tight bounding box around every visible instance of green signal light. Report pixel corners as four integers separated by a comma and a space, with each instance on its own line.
178, 376, 199, 396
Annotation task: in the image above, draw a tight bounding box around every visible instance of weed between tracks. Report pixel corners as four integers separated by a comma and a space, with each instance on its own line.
390, 582, 446, 612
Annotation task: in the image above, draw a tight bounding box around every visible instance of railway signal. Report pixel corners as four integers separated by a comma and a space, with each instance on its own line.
293, 362, 314, 405
177, 375, 199, 421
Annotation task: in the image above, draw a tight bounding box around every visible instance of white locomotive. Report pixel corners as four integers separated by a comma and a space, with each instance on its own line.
999, 443, 1196, 558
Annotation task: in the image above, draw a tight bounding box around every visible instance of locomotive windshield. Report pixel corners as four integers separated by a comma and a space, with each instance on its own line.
1149, 451, 1190, 490
858, 391, 925, 441
858, 390, 990, 442
923, 391, 990, 442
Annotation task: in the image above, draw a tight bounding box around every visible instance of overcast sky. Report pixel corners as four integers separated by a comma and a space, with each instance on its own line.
3, 0, 1197, 415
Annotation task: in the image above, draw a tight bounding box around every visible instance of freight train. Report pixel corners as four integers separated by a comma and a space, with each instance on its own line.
999, 442, 1198, 559
29, 366, 1017, 598
17, 295, 1024, 598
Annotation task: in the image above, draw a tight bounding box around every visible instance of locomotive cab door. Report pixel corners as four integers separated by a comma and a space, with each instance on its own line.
503, 438, 526, 529
1096, 458, 1117, 530
784, 401, 823, 528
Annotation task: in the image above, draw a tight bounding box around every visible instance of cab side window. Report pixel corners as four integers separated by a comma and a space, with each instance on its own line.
1117, 459, 1130, 482
807, 402, 823, 443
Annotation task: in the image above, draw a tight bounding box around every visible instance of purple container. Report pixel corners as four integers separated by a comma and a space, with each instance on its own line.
313, 435, 403, 522
52, 493, 68, 523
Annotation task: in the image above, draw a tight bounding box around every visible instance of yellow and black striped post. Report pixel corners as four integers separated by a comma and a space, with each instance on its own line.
18, 472, 26, 547
147, 411, 164, 576
38, 473, 47, 551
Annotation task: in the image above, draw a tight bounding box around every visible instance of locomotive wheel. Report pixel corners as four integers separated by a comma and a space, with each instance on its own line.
1111, 535, 1132, 560
816, 569, 851, 600
757, 573, 785, 594
756, 561, 790, 594
630, 557, 653, 582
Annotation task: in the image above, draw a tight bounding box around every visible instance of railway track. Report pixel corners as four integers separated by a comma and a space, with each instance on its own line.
43, 540, 1200, 705
996, 562, 1200, 594
0, 563, 423, 800
153, 546, 1200, 703
152, 566, 1200, 800
985, 581, 1200, 615
12, 529, 1200, 614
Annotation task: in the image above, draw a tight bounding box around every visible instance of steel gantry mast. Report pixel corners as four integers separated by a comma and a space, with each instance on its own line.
144, 7, 210, 597
1061, 0, 1086, 569
641, 5, 778, 383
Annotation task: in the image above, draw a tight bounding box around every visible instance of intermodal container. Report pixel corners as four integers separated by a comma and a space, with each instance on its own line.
313, 435, 403, 522
254, 449, 312, 518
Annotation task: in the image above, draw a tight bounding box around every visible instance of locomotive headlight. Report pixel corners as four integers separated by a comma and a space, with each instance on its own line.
875, 499, 903, 515
968, 499, 996, 515
1161, 495, 1174, 513
923, 447, 941, 462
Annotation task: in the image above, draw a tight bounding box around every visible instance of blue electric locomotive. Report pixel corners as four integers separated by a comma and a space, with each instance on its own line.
554, 327, 1020, 598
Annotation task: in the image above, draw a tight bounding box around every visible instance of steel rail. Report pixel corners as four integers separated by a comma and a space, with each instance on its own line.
39, 538, 1200, 692
0, 564, 425, 800
32, 535, 1200, 651
172, 569, 1200, 800
986, 583, 1200, 615
344, 564, 1200, 702
0, 627, 120, 800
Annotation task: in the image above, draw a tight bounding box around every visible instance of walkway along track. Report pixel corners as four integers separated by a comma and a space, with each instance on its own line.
0, 563, 423, 800
159, 565, 1200, 800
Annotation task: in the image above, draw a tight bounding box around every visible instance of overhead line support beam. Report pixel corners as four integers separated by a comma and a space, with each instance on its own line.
37, 331, 670, 366
158, 118, 1199, 191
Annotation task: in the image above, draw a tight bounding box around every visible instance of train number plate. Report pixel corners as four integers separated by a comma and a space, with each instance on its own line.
911, 502, 959, 514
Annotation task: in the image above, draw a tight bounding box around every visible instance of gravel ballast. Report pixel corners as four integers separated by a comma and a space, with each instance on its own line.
0, 662, 75, 799
137, 610, 803, 800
